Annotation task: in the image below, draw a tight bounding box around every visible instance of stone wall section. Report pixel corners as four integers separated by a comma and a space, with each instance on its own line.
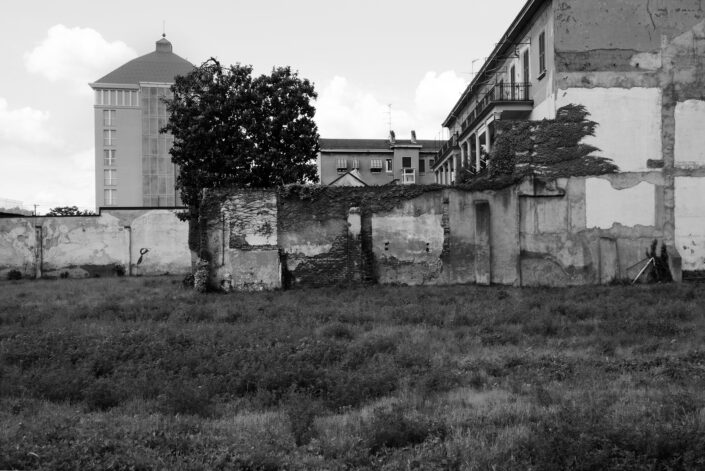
0, 209, 190, 279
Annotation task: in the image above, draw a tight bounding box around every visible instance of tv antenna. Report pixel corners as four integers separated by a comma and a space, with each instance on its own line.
386, 104, 392, 133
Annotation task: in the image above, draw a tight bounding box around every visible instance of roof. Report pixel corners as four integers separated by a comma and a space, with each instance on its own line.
92, 36, 194, 86
320, 138, 441, 152
328, 170, 368, 187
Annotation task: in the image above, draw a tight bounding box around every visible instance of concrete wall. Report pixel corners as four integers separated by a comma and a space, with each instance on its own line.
203, 182, 677, 291
0, 209, 190, 279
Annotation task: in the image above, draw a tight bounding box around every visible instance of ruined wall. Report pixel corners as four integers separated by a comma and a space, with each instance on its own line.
205, 181, 673, 291
553, 0, 705, 272
0, 209, 190, 279
519, 176, 669, 286
203, 189, 282, 291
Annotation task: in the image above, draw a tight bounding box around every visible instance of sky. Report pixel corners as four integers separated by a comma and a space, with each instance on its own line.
0, 0, 526, 212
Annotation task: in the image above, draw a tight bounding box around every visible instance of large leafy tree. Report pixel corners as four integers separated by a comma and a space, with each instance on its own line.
163, 59, 319, 218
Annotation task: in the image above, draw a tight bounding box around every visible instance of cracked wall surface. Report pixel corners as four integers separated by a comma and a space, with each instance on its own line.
206, 181, 668, 290
0, 209, 190, 279
552, 0, 705, 272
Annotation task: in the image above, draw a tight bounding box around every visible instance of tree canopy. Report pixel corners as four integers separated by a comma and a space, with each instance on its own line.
162, 59, 320, 213
46, 206, 95, 216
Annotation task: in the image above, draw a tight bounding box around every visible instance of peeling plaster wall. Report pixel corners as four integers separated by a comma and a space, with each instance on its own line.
555, 87, 662, 172
675, 177, 705, 270
0, 209, 189, 279
520, 177, 666, 286
206, 189, 281, 291
675, 100, 705, 165
552, 0, 705, 274
585, 178, 656, 229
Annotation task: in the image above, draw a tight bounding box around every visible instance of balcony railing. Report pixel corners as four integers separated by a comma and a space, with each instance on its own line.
436, 82, 532, 165
459, 82, 531, 134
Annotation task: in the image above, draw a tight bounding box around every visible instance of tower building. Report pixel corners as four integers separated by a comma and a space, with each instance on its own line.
90, 36, 193, 208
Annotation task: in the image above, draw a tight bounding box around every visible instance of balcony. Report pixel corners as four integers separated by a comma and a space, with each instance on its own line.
402, 168, 416, 185
436, 82, 532, 165
459, 82, 532, 136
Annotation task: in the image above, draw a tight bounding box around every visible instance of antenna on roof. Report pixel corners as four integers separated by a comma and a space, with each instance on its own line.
386, 104, 392, 134
162, 20, 166, 38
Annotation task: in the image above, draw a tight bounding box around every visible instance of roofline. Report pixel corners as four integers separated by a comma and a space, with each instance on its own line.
320, 149, 394, 153
89, 83, 141, 90
442, 0, 548, 127
328, 171, 369, 187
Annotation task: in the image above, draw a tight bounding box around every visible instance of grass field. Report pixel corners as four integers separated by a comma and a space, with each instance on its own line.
1, 276, 705, 470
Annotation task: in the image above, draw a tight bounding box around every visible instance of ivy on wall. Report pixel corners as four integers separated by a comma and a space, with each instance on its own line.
457, 104, 618, 189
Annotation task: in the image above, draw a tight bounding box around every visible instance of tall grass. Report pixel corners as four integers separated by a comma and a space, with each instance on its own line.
1, 277, 704, 469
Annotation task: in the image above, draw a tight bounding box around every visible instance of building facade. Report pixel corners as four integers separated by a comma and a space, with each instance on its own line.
434, 0, 705, 275
319, 132, 439, 186
90, 36, 193, 209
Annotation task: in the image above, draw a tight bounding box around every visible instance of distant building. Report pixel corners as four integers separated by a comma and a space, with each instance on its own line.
318, 132, 439, 186
89, 35, 193, 208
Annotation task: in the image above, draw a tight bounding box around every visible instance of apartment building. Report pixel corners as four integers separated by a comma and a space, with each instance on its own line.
319, 132, 439, 186
435, 0, 705, 276
90, 36, 193, 208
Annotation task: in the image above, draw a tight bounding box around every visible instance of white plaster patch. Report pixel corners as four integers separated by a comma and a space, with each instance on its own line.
286, 243, 333, 257
675, 100, 705, 165
556, 88, 662, 172
629, 52, 662, 71
675, 177, 705, 270
585, 178, 655, 229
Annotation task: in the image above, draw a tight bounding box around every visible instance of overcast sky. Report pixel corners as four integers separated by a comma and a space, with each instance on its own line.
0, 0, 526, 212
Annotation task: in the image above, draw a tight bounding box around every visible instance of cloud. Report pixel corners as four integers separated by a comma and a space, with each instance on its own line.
0, 97, 93, 211
414, 71, 468, 131
0, 97, 58, 148
315, 71, 467, 140
24, 25, 136, 93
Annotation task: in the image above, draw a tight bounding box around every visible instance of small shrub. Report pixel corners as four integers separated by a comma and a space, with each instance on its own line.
60, 271, 69, 279
285, 393, 323, 446
158, 383, 214, 417
85, 380, 122, 411
114, 264, 126, 277
319, 322, 354, 340
363, 404, 446, 454
7, 269, 22, 280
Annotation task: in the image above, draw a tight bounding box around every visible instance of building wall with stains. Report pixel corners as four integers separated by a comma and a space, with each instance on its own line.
0, 209, 190, 279
204, 181, 674, 291
552, 0, 705, 273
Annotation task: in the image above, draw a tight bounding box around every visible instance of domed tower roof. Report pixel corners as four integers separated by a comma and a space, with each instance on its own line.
92, 35, 194, 86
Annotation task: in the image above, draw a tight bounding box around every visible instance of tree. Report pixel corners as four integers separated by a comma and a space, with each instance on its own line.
162, 59, 319, 218
46, 206, 95, 216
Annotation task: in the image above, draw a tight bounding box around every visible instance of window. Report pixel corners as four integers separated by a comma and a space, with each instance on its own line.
351, 158, 360, 170
104, 189, 116, 206
538, 31, 546, 77
103, 109, 116, 126
336, 158, 347, 173
103, 129, 115, 146
523, 50, 530, 83
402, 157, 412, 168
385, 159, 393, 173
419, 159, 426, 174
103, 149, 116, 166
370, 159, 383, 173
104, 169, 117, 186
429, 159, 435, 168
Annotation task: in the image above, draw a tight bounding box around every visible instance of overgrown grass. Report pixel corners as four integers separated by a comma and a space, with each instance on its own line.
1, 277, 704, 469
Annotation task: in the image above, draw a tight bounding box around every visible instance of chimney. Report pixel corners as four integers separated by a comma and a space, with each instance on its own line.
389, 130, 396, 145
410, 130, 417, 143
